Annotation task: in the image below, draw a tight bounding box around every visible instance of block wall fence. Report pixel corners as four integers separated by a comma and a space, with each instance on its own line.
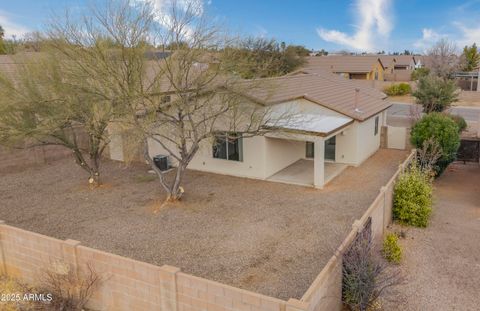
0, 127, 91, 173
0, 150, 416, 311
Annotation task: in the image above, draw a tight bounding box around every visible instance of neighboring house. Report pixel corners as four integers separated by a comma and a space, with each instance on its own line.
379, 55, 418, 81
145, 71, 391, 188
414, 55, 425, 68
303, 55, 386, 80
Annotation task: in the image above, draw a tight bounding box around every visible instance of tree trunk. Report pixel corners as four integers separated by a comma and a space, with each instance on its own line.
72, 148, 101, 187
166, 163, 186, 202
88, 154, 101, 187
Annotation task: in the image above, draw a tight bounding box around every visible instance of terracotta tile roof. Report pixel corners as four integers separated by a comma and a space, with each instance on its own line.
239, 71, 390, 121
303, 55, 384, 74
377, 55, 416, 67
1, 53, 391, 121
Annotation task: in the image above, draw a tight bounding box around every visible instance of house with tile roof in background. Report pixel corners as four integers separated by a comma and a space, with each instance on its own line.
303, 55, 386, 80
378, 55, 418, 81
143, 70, 391, 189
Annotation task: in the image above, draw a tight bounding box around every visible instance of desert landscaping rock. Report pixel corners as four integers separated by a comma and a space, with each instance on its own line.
382, 163, 480, 310
0, 149, 408, 300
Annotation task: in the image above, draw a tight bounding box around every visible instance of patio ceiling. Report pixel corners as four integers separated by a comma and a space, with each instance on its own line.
271, 112, 353, 136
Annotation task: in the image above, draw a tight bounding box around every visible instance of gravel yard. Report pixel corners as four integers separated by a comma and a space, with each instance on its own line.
383, 163, 480, 310
0, 149, 408, 300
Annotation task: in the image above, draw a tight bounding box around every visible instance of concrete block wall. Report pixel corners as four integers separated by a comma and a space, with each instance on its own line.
0, 222, 290, 311
299, 150, 415, 311
0, 127, 91, 173
0, 150, 416, 311
0, 144, 72, 173
176, 273, 287, 311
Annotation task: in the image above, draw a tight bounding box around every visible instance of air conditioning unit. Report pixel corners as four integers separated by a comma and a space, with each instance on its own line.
153, 155, 170, 171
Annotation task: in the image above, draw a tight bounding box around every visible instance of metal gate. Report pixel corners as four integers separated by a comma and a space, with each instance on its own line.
457, 139, 480, 163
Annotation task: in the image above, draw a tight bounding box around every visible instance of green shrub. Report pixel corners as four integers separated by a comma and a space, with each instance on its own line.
393, 165, 433, 227
342, 233, 401, 311
410, 67, 430, 81
448, 114, 467, 132
383, 83, 412, 96
382, 233, 402, 264
412, 75, 459, 112
410, 112, 460, 175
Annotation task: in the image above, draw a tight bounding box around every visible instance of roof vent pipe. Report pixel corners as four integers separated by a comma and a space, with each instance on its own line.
354, 88, 362, 113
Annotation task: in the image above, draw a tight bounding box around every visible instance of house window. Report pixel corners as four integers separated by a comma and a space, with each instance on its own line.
374, 116, 379, 136
306, 142, 314, 158
374, 71, 379, 80
213, 132, 243, 161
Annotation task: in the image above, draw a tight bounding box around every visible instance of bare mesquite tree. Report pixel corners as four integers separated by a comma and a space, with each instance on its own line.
120, 0, 291, 202
0, 1, 154, 186
425, 39, 460, 79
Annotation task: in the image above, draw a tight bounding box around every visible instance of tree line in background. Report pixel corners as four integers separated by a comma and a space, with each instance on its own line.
0, 0, 300, 202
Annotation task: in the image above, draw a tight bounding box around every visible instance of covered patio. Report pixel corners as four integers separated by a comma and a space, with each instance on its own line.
265, 101, 356, 188
268, 159, 348, 187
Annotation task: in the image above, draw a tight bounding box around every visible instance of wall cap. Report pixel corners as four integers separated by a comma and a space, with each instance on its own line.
160, 265, 181, 273
287, 298, 309, 309
64, 239, 81, 247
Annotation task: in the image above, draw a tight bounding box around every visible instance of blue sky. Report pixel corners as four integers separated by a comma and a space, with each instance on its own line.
1, 0, 480, 53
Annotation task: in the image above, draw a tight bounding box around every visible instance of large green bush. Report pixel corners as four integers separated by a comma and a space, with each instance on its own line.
410, 112, 460, 175
383, 83, 411, 96
448, 114, 467, 132
393, 165, 433, 227
411, 67, 430, 81
412, 75, 459, 112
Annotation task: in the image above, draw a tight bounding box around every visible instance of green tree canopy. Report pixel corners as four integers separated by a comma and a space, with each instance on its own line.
412, 75, 459, 112
410, 112, 460, 174
0, 25, 6, 54
221, 38, 306, 79
461, 43, 480, 71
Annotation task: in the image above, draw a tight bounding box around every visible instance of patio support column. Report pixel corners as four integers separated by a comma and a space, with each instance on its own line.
313, 137, 325, 189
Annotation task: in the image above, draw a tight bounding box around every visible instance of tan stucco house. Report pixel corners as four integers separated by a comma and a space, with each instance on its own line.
379, 55, 419, 81
303, 55, 386, 81
139, 71, 391, 189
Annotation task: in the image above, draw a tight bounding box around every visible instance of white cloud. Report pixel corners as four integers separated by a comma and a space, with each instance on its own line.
453, 22, 480, 48
136, 0, 205, 41
413, 28, 446, 52
0, 10, 30, 39
413, 23, 480, 53
316, 0, 393, 52
254, 25, 268, 38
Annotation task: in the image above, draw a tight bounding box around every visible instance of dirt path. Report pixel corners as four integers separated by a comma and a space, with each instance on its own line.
384, 163, 480, 311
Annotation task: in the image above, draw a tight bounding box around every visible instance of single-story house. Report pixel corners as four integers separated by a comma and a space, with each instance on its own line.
145, 71, 391, 188
0, 53, 391, 189
379, 55, 419, 81
303, 55, 386, 81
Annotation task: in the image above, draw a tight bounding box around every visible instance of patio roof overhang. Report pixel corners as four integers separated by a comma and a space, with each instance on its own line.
269, 113, 354, 137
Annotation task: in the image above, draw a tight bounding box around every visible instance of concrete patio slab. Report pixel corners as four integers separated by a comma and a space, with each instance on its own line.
267, 159, 347, 187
